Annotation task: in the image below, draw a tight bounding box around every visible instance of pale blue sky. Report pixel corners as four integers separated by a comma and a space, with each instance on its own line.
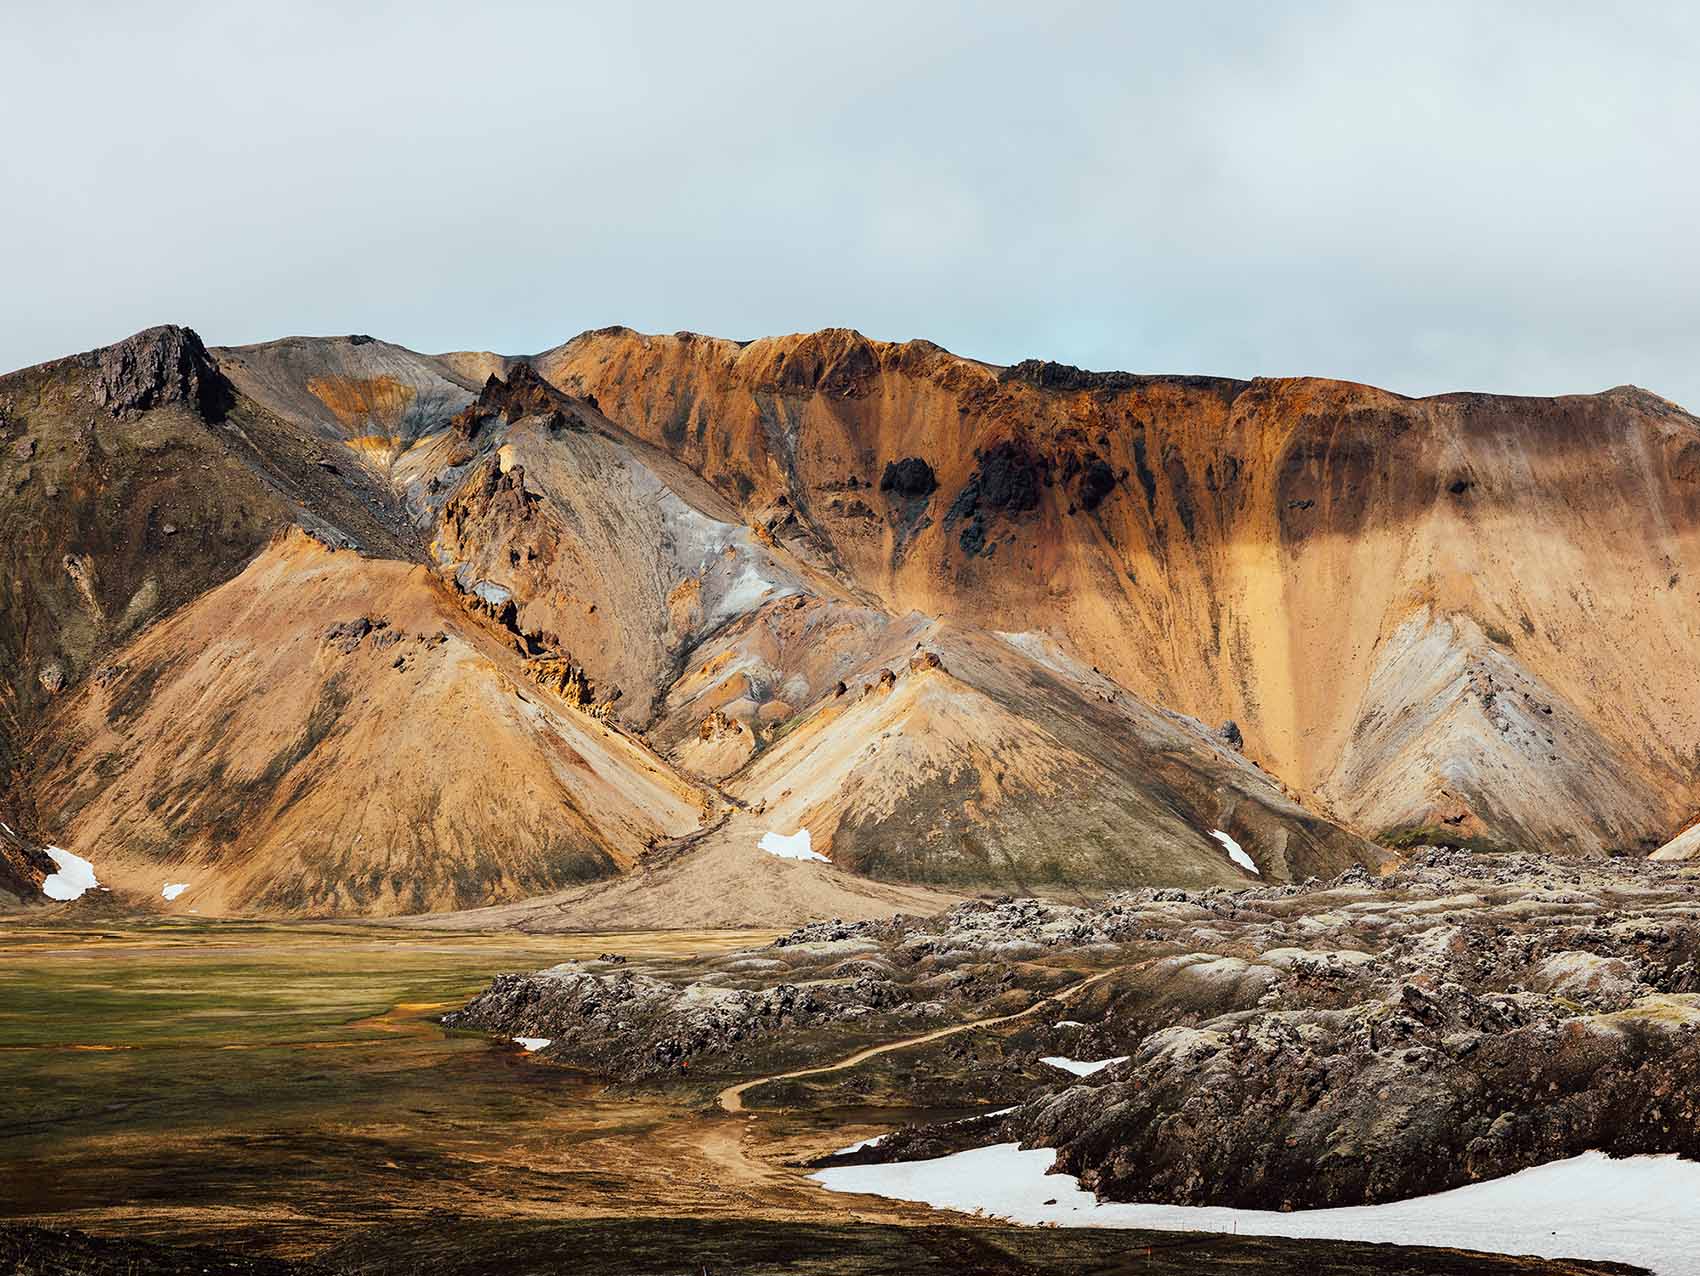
6, 2, 1698, 406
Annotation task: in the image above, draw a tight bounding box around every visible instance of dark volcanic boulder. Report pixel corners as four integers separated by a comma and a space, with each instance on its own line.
1077, 457, 1118, 511
976, 440, 1043, 513
879, 457, 938, 499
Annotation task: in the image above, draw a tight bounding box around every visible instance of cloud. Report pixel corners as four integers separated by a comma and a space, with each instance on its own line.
4, 1, 1698, 407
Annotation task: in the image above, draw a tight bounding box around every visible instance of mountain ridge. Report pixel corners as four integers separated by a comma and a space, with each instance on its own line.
3, 322, 1694, 918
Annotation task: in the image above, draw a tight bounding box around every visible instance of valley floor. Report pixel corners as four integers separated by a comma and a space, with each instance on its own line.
0, 900, 1673, 1275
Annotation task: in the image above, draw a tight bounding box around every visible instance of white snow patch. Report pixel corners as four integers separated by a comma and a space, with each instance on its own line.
1211, 829, 1259, 875
813, 1144, 1700, 1275
162, 883, 190, 901
1054, 1020, 1086, 1029
1040, 1055, 1129, 1077
718, 564, 780, 615
513, 1037, 551, 1052
42, 847, 98, 901
758, 829, 829, 863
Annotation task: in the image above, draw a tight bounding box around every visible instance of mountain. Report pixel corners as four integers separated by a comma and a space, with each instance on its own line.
535, 327, 1700, 857
2, 322, 1695, 918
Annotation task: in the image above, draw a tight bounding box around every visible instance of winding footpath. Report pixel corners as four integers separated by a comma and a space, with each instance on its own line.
717, 962, 1130, 1114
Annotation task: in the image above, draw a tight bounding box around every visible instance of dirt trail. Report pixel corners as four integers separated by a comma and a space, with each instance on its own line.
717, 963, 1128, 1114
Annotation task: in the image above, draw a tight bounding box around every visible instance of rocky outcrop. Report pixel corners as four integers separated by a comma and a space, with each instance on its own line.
796, 851, 1700, 1212
92, 325, 232, 420
697, 708, 744, 740
447, 896, 1111, 1076
0, 821, 53, 902
322, 616, 386, 654
944, 440, 1048, 556
449, 364, 589, 439
445, 963, 918, 1077
878, 457, 937, 499
524, 654, 601, 711
1000, 359, 1245, 398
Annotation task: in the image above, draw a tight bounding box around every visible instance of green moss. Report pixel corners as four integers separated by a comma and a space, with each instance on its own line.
1379, 824, 1522, 855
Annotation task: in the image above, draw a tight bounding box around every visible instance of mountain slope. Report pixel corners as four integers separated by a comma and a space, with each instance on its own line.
27, 528, 706, 915
11, 318, 1691, 918
534, 328, 1700, 855
0, 326, 423, 864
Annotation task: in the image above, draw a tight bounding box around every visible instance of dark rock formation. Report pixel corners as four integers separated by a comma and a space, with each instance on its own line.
1217, 720, 1244, 750
1076, 457, 1118, 512
833, 851, 1700, 1212
1001, 359, 1246, 400
976, 441, 1045, 513
450, 364, 588, 439
1002, 359, 1145, 393
878, 457, 938, 499
0, 822, 53, 902
322, 617, 380, 654
445, 967, 893, 1076
92, 325, 233, 420
945, 440, 1048, 555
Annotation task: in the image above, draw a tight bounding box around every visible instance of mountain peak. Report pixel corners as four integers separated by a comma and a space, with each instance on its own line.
90, 323, 232, 420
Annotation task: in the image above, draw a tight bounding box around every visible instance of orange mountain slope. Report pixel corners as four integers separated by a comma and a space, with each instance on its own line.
536, 328, 1700, 856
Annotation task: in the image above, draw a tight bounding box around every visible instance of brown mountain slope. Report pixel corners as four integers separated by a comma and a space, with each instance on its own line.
534, 328, 1700, 855
26, 528, 706, 915
0, 326, 422, 875
661, 600, 1371, 891
18, 317, 1688, 917
5, 325, 1384, 918
233, 339, 1376, 897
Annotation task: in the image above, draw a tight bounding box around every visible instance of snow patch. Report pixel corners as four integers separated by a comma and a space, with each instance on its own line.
162, 883, 190, 902
1040, 1055, 1129, 1077
42, 847, 98, 901
513, 1037, 551, 1052
1054, 1019, 1086, 1029
1211, 829, 1259, 875
758, 829, 829, 863
812, 1144, 1700, 1275
718, 563, 780, 615
458, 575, 513, 609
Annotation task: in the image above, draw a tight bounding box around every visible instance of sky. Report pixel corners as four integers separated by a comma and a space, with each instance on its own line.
5, 2, 1698, 406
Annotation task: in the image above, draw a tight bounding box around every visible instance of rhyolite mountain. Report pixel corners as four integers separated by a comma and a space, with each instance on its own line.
2, 323, 1696, 920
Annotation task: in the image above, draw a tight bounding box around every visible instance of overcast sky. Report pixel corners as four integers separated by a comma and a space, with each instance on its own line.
5, 2, 1697, 406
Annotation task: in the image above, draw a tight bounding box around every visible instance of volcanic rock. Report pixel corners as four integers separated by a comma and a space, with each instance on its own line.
92, 324, 232, 420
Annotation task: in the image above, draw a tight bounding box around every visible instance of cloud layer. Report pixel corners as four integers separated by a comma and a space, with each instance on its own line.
6, 2, 1697, 406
